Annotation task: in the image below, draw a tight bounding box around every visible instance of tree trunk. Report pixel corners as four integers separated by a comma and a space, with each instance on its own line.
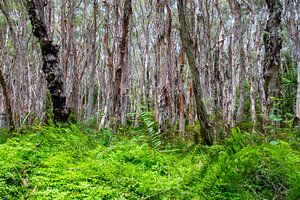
87, 0, 98, 117
113, 0, 132, 125
248, 4, 257, 132
228, 0, 243, 125
178, 47, 185, 134
0, 66, 14, 130
0, 1, 15, 129
263, 0, 282, 126
177, 0, 213, 145
27, 0, 69, 122
228, 0, 246, 123
286, 0, 300, 123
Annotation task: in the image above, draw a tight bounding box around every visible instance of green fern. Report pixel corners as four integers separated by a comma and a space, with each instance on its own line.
140, 106, 161, 149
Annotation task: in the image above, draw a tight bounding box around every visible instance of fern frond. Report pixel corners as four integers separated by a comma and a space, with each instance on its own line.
140, 106, 161, 149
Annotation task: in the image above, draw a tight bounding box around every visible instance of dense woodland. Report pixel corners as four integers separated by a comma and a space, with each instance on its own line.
0, 0, 300, 199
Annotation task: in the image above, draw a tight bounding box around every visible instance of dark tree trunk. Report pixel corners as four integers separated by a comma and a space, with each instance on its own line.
263, 0, 282, 129
263, 0, 282, 101
0, 67, 14, 130
27, 0, 69, 122
177, 0, 213, 145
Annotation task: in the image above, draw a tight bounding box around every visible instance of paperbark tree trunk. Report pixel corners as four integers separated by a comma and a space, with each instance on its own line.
215, 0, 227, 123
286, 0, 300, 123
263, 0, 282, 126
27, 0, 69, 122
166, 0, 174, 126
155, 0, 163, 130
0, 66, 14, 130
247, 5, 257, 132
177, 0, 213, 145
178, 47, 185, 134
0, 1, 15, 129
87, 0, 98, 117
229, 0, 246, 123
113, 0, 132, 126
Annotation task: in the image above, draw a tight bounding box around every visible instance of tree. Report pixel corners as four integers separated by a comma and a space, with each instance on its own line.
177, 0, 213, 145
113, 0, 132, 126
0, 63, 14, 130
27, 0, 69, 122
87, 0, 99, 118
263, 0, 282, 126
0, 1, 15, 130
286, 0, 300, 124
228, 0, 246, 123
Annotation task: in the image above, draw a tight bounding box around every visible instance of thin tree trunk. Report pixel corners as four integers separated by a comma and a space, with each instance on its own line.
286, 0, 300, 123
178, 47, 185, 134
248, 4, 257, 132
87, 0, 98, 117
113, 0, 132, 126
166, 0, 173, 127
177, 0, 213, 145
229, 0, 246, 124
100, 1, 114, 128
0, 65, 14, 130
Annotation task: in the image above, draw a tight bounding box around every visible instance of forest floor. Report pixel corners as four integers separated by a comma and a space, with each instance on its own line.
0, 124, 300, 199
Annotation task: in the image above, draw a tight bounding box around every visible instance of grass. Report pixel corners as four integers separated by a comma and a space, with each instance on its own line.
0, 125, 299, 199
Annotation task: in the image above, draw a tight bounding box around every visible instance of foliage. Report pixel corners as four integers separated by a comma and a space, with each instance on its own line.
140, 106, 161, 149
0, 125, 299, 199
279, 52, 298, 125
191, 129, 300, 200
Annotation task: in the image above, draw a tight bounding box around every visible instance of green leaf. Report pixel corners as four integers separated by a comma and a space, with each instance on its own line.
270, 140, 279, 145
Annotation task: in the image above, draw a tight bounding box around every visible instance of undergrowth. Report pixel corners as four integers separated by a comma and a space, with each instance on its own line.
0, 125, 299, 199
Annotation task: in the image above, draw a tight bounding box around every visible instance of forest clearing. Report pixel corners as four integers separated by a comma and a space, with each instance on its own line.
0, 0, 300, 199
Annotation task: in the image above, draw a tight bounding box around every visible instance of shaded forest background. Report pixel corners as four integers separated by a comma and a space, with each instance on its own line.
0, 0, 299, 145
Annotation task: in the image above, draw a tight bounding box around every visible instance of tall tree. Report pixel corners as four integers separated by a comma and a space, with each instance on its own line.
0, 1, 15, 129
0, 63, 14, 130
263, 0, 282, 126
178, 47, 185, 133
229, 0, 246, 123
286, 0, 300, 123
113, 0, 132, 125
177, 0, 213, 145
87, 0, 99, 117
27, 0, 69, 122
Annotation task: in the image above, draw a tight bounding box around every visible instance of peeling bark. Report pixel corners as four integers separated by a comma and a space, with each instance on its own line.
263, 0, 282, 101
113, 0, 132, 125
178, 48, 185, 134
286, 0, 300, 123
263, 0, 282, 129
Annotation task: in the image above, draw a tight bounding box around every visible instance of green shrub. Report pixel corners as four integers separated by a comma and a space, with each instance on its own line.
196, 139, 300, 199
0, 125, 299, 199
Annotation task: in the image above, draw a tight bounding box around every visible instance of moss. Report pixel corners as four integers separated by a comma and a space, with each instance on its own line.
263, 31, 270, 45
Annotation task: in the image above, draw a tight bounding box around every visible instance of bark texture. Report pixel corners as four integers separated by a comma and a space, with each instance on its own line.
177, 0, 213, 145
27, 0, 69, 122
228, 0, 246, 123
113, 0, 132, 125
0, 66, 14, 129
263, 0, 282, 101
87, 0, 98, 117
286, 0, 300, 123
